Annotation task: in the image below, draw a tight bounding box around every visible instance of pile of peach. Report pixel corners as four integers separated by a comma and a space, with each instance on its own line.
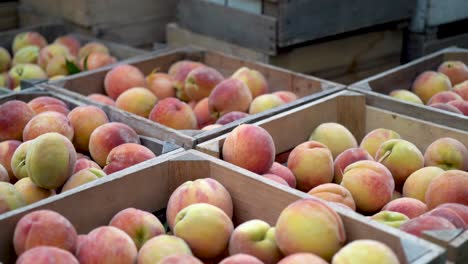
389, 60, 468, 115
0, 31, 117, 90
86, 61, 298, 130
12, 178, 401, 264
0, 96, 156, 214
222, 124, 468, 237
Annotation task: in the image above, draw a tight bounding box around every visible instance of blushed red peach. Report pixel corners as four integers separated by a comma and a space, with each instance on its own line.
437, 61, 468, 86
104, 64, 146, 99
185, 66, 224, 101
265, 162, 296, 188
273, 91, 298, 103
412, 71, 452, 104
0, 140, 21, 180
146, 72, 176, 99
149, 97, 197, 130
168, 60, 204, 101
308, 183, 356, 211
425, 170, 468, 209
400, 215, 456, 237
360, 128, 401, 158
68, 105, 109, 152
22, 111, 74, 141
231, 67, 268, 98
194, 98, 217, 128
382, 197, 427, 219
103, 143, 156, 174
16, 246, 79, 264
333, 147, 373, 184
209, 78, 252, 118
427, 91, 463, 105
0, 100, 35, 141
28, 96, 70, 115
222, 124, 275, 174
87, 93, 116, 106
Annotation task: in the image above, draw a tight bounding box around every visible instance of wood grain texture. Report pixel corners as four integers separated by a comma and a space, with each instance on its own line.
177, 0, 277, 54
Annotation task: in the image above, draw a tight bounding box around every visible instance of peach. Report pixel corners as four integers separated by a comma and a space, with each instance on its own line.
78, 42, 109, 59
194, 98, 217, 128
54, 35, 81, 56
23, 111, 74, 141
453, 80, 468, 100
425, 137, 468, 170
400, 215, 456, 237
115, 87, 158, 118
402, 167, 444, 202
447, 100, 468, 115
104, 64, 146, 99
0, 47, 11, 71
216, 111, 249, 125
109, 208, 165, 249
426, 206, 467, 229
425, 170, 468, 209
46, 55, 71, 77
188, 100, 197, 109
375, 139, 424, 186
173, 203, 234, 259
185, 66, 224, 101
0, 164, 8, 182
14, 210, 77, 255
61, 168, 106, 192
159, 255, 203, 264
265, 162, 296, 188
389, 89, 424, 104
149, 97, 197, 130
12, 46, 39, 65
88, 122, 140, 167
0, 100, 35, 141
14, 177, 55, 204
341, 160, 394, 213
309, 123, 358, 158
0, 140, 21, 179
10, 141, 31, 180
103, 143, 156, 174
222, 124, 275, 174
360, 128, 400, 157
146, 72, 176, 99
262, 173, 289, 186
427, 91, 463, 105
68, 105, 109, 152
0, 72, 9, 87
249, 94, 285, 114
331, 240, 399, 264
8, 63, 47, 89
137, 235, 193, 264
287, 141, 334, 191
232, 67, 268, 98
437, 61, 468, 86
278, 253, 328, 264
168, 60, 204, 101
275, 198, 346, 261
371, 211, 410, 228
73, 158, 101, 174
412, 71, 452, 104
228, 219, 282, 264
220, 254, 264, 264
429, 103, 463, 114
26, 133, 77, 189
80, 51, 116, 70
12, 32, 47, 53
76, 226, 137, 264
273, 91, 298, 103
308, 183, 356, 211
87, 93, 116, 106
38, 43, 71, 70
333, 148, 373, 184
208, 78, 253, 118
0, 182, 25, 213
437, 203, 468, 224
166, 178, 233, 230
17, 246, 79, 264
382, 197, 427, 219
28, 96, 69, 115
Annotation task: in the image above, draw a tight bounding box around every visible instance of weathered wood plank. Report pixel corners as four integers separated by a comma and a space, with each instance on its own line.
177, 0, 277, 54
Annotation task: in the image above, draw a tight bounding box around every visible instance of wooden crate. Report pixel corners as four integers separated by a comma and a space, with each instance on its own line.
350, 47, 468, 131
167, 23, 404, 85
196, 90, 468, 263
0, 150, 446, 263
0, 2, 18, 31
17, 1, 178, 46
177, 0, 414, 54
0, 23, 147, 60
44, 46, 343, 148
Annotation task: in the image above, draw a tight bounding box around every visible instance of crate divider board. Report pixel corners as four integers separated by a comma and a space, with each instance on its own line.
196, 90, 468, 263
43, 46, 344, 149
0, 149, 446, 263
349, 47, 468, 131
